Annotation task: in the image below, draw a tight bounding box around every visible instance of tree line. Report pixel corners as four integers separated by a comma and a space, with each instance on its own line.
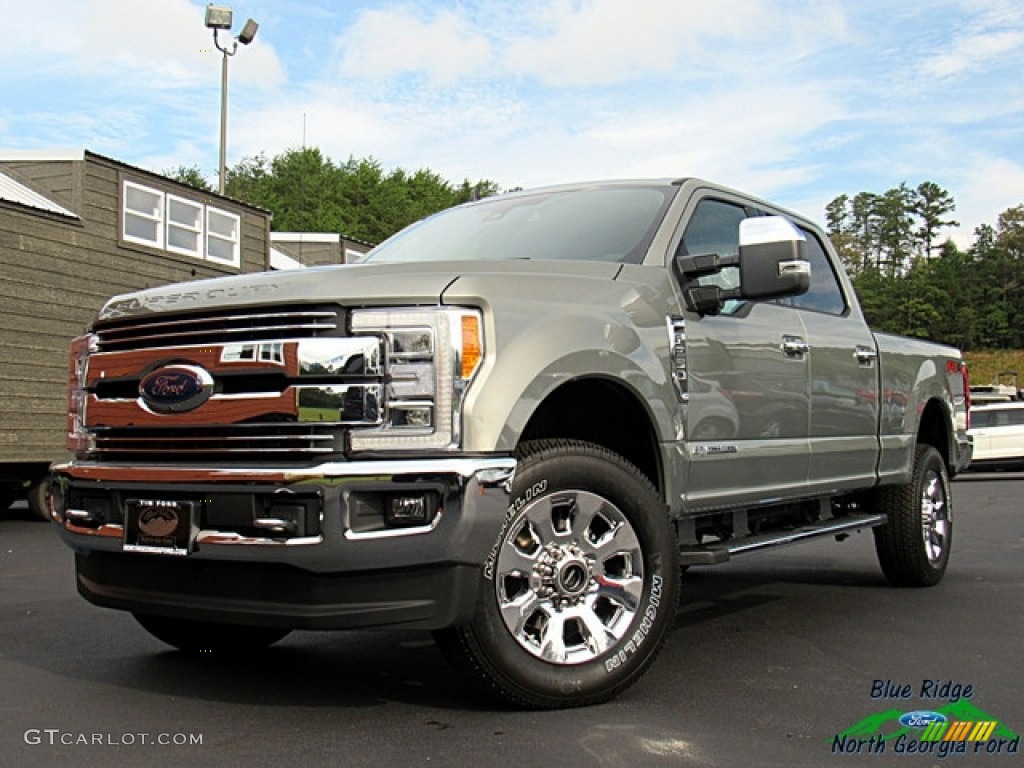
169, 147, 499, 244
171, 150, 1023, 351
826, 182, 1024, 351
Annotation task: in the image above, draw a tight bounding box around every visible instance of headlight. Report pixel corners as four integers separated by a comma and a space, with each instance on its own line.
349, 307, 483, 452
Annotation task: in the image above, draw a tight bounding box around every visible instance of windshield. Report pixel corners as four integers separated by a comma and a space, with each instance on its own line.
365, 184, 677, 264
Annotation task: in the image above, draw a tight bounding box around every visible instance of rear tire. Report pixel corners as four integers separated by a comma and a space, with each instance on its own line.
873, 444, 952, 587
27, 478, 52, 522
133, 613, 291, 654
435, 439, 679, 709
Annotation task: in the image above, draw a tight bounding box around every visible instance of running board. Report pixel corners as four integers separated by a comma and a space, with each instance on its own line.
678, 513, 887, 566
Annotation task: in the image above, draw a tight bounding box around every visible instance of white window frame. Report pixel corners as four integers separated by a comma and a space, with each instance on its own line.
165, 194, 204, 258
121, 178, 243, 270
122, 180, 165, 249
206, 206, 241, 268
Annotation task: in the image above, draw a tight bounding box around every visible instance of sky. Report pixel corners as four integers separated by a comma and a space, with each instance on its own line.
2, 0, 1022, 247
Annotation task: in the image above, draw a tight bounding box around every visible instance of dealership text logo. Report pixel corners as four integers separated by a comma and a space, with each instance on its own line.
831, 680, 1019, 759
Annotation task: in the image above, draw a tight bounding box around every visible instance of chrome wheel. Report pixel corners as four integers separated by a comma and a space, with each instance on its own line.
494, 489, 644, 665
920, 469, 950, 564
874, 444, 953, 587
435, 440, 679, 708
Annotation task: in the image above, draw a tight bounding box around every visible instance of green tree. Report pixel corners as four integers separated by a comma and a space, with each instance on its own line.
222, 146, 500, 244
914, 181, 958, 258
832, 182, 1024, 350
165, 164, 213, 192
874, 183, 917, 276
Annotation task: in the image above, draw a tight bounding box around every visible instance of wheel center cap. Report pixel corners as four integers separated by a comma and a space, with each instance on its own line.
557, 558, 590, 598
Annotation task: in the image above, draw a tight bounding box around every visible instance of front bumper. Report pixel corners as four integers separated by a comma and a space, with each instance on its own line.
51, 457, 515, 630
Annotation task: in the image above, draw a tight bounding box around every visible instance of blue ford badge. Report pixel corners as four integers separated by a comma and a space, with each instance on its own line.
139, 365, 214, 413
899, 711, 948, 728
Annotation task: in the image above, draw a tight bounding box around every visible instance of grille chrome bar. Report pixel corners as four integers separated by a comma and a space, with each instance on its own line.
94, 306, 341, 352
90, 425, 343, 459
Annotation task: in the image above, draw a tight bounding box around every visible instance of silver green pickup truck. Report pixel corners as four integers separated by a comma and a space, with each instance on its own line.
52, 178, 971, 708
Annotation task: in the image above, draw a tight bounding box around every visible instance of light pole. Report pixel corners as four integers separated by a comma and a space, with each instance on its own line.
205, 4, 258, 195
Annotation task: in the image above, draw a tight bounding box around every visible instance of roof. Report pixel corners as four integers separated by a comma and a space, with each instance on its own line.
272, 232, 375, 249
269, 246, 303, 271
0, 148, 84, 162
271, 232, 343, 244
971, 400, 1024, 410
0, 170, 77, 218
0, 148, 272, 216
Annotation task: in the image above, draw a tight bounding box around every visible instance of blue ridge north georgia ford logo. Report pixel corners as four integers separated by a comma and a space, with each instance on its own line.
139, 364, 214, 413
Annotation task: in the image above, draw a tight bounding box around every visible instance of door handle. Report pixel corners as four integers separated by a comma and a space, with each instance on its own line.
855, 345, 878, 366
781, 336, 809, 358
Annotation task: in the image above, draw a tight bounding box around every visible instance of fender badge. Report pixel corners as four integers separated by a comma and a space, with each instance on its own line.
139, 364, 214, 414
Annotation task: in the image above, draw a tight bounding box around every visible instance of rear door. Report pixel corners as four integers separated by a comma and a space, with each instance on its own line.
781, 229, 881, 492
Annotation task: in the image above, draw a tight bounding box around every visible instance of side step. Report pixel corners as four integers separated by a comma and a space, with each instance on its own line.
678, 512, 887, 566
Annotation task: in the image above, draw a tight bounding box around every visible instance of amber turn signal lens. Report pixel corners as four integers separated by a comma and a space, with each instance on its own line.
461, 314, 482, 380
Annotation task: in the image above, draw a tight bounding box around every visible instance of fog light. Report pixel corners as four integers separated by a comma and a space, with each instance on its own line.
386, 492, 437, 526
404, 407, 432, 427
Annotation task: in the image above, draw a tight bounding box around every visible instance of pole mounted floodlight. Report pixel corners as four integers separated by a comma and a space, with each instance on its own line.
238, 18, 259, 45
204, 5, 233, 30
205, 4, 259, 195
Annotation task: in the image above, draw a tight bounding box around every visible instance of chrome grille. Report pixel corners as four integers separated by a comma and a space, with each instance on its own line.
93, 305, 342, 352
91, 424, 343, 461
81, 304, 360, 464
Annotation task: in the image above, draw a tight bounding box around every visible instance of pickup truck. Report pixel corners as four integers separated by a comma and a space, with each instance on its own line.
51, 178, 971, 709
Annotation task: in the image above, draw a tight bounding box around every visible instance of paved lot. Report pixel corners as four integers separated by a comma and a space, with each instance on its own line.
2, 472, 1022, 767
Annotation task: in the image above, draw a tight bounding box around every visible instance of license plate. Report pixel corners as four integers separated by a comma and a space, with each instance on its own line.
124, 499, 196, 556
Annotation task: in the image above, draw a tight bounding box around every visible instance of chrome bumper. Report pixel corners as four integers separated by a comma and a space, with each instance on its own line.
51, 456, 516, 571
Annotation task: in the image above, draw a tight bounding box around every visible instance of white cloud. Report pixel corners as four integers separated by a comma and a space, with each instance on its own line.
921, 29, 1024, 78
502, 0, 767, 87
4, 0, 1014, 255
947, 155, 1024, 247
336, 6, 492, 83
229, 80, 527, 179
917, 0, 1024, 79
0, 0, 284, 90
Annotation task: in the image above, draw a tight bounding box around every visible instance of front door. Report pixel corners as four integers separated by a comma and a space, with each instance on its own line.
676, 196, 811, 511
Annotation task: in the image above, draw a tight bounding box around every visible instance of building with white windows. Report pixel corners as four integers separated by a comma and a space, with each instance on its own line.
0, 149, 272, 516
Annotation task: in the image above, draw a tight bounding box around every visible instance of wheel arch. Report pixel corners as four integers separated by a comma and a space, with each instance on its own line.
517, 376, 664, 497
917, 397, 953, 470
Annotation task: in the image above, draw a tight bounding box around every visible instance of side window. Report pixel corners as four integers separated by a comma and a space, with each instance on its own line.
681, 198, 747, 259
782, 230, 846, 315
1007, 409, 1024, 426
680, 199, 748, 314
970, 410, 994, 428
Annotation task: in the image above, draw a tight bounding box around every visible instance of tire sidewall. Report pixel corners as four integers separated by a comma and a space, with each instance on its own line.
474, 443, 677, 704
915, 446, 953, 578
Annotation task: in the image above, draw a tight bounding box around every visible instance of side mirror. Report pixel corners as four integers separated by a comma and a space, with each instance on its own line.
675, 215, 811, 315
737, 217, 810, 299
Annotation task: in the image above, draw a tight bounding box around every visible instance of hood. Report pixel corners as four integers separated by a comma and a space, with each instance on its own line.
97, 260, 622, 321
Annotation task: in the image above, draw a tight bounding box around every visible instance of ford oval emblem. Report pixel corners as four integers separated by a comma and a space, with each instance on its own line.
899, 711, 948, 728
139, 364, 214, 414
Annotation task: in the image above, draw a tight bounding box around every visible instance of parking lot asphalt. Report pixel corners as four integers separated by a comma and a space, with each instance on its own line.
2, 472, 1022, 767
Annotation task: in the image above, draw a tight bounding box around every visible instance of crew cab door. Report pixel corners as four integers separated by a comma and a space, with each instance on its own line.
778, 229, 880, 491
674, 196, 812, 510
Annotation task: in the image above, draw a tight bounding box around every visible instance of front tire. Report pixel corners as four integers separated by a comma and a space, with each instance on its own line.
873, 444, 953, 587
133, 613, 291, 654
435, 440, 679, 708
